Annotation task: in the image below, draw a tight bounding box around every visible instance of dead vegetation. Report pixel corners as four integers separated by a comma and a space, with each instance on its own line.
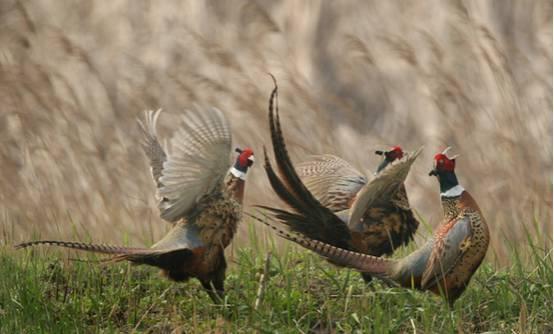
0, 0, 551, 265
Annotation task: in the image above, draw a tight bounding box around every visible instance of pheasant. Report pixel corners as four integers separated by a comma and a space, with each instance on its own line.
295, 146, 420, 282
256, 142, 489, 305
15, 107, 255, 302
256, 80, 420, 283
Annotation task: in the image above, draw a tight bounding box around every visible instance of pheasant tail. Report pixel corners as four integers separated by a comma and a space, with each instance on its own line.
248, 212, 393, 277
14, 240, 194, 268
258, 80, 353, 250
14, 240, 141, 255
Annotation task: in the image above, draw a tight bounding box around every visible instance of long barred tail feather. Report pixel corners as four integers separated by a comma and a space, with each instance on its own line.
14, 240, 143, 256
247, 212, 394, 281
267, 77, 322, 210
15, 240, 195, 270
261, 75, 353, 250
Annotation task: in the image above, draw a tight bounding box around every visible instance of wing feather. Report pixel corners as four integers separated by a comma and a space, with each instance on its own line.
348, 147, 422, 230
138, 109, 167, 188
296, 155, 367, 211
420, 215, 473, 289
158, 106, 232, 222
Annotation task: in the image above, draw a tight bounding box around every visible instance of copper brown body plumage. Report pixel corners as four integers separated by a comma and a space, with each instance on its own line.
256, 98, 489, 305
15, 107, 255, 302
257, 79, 421, 283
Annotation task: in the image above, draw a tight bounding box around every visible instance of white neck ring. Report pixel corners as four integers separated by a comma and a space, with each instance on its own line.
441, 184, 464, 198
230, 166, 247, 180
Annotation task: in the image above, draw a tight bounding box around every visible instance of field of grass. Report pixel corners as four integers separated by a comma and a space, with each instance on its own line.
1, 226, 551, 333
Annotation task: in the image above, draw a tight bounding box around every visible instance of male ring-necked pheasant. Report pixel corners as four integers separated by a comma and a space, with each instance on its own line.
16, 107, 254, 302
257, 144, 489, 305
255, 80, 421, 283
295, 146, 420, 282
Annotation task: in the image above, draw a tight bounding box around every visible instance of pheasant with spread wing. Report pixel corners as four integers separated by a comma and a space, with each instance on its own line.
16, 107, 255, 302
296, 146, 420, 282
256, 81, 420, 283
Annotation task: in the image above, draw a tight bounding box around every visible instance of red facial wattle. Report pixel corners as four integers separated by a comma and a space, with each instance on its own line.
389, 146, 404, 161
237, 147, 255, 169
433, 153, 455, 172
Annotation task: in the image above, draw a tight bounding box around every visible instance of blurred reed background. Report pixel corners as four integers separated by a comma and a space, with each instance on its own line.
0, 0, 551, 266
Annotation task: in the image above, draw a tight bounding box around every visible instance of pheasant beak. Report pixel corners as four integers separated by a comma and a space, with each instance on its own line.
247, 155, 255, 167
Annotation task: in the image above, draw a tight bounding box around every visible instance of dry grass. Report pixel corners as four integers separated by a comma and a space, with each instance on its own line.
0, 0, 551, 266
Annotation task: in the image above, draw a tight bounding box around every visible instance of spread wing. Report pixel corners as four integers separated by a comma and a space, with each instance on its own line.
348, 147, 422, 230
158, 106, 232, 222
296, 155, 368, 211
138, 109, 167, 189
420, 215, 473, 289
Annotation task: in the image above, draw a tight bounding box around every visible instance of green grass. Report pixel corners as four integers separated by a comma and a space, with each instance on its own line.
1, 232, 551, 333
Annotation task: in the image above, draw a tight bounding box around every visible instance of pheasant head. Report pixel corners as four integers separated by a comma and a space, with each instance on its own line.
375, 145, 404, 174
429, 147, 462, 196
230, 147, 255, 180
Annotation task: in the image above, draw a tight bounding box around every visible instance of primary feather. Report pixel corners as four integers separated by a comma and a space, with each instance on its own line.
158, 106, 232, 222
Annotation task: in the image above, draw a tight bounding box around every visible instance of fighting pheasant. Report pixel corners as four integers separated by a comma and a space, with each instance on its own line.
15, 107, 254, 302
257, 143, 489, 305
256, 80, 420, 283
295, 146, 420, 281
